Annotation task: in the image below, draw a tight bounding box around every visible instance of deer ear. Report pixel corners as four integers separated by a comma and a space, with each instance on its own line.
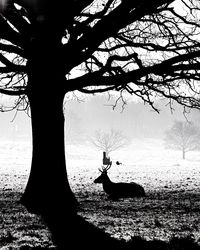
98, 168, 103, 173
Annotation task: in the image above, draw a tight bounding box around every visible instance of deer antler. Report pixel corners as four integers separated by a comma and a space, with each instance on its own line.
98, 167, 103, 173
99, 162, 112, 173
105, 162, 112, 171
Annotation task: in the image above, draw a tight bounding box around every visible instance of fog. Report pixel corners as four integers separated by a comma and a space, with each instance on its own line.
64, 94, 200, 144
0, 94, 199, 143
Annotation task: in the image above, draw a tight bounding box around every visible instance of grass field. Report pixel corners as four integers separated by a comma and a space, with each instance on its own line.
0, 139, 200, 249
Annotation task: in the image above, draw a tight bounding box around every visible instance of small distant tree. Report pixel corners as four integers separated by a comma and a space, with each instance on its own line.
164, 121, 200, 159
91, 129, 129, 157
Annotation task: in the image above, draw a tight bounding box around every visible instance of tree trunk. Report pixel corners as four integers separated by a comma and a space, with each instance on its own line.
20, 92, 77, 214
19, 25, 128, 250
21, 90, 128, 248
21, 76, 125, 250
20, 21, 77, 213
19, 27, 81, 247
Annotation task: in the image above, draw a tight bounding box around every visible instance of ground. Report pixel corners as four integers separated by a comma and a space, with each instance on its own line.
0, 139, 200, 249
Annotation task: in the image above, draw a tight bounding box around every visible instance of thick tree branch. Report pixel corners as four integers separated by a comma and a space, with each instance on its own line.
3, 2, 31, 41
63, 0, 174, 72
0, 16, 25, 48
0, 42, 26, 57
67, 49, 200, 91
0, 87, 26, 95
0, 64, 26, 73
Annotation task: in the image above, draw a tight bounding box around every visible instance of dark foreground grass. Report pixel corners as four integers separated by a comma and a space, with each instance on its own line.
1, 230, 200, 250
0, 190, 200, 249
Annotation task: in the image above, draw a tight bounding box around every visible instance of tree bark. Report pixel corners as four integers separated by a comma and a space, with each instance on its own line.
19, 23, 79, 233
19, 24, 127, 250
20, 91, 77, 215
21, 90, 128, 248
20, 60, 125, 250
18, 31, 85, 247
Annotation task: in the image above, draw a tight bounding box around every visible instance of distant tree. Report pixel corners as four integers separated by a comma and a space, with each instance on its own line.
164, 121, 200, 159
90, 129, 129, 157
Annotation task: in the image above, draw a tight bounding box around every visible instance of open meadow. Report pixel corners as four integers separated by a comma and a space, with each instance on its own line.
0, 138, 200, 249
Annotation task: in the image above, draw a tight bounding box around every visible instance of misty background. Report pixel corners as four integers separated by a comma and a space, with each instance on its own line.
0, 94, 199, 145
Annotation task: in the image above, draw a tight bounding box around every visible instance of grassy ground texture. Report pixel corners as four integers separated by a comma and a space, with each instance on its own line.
0, 139, 200, 249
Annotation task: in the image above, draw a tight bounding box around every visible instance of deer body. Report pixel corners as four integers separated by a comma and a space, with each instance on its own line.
94, 165, 145, 199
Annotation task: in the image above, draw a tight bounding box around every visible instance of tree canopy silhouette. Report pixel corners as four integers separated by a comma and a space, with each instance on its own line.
1, 0, 200, 108
1, 0, 200, 249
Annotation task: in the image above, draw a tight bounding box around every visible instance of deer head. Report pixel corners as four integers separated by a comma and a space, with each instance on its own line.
94, 163, 112, 183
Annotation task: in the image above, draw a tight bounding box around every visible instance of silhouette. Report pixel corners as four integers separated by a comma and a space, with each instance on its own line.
103, 151, 112, 165
94, 163, 145, 199
116, 161, 122, 165
2, 1, 200, 249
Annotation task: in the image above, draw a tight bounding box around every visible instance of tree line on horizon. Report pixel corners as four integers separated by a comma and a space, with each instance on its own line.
65, 96, 200, 144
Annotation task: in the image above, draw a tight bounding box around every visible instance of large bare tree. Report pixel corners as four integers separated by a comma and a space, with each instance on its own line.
1, 0, 200, 248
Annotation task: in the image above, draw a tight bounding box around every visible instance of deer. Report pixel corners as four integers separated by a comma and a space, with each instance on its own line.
94, 163, 145, 199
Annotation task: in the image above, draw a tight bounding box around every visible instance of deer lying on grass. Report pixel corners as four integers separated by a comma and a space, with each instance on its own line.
94, 163, 145, 199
